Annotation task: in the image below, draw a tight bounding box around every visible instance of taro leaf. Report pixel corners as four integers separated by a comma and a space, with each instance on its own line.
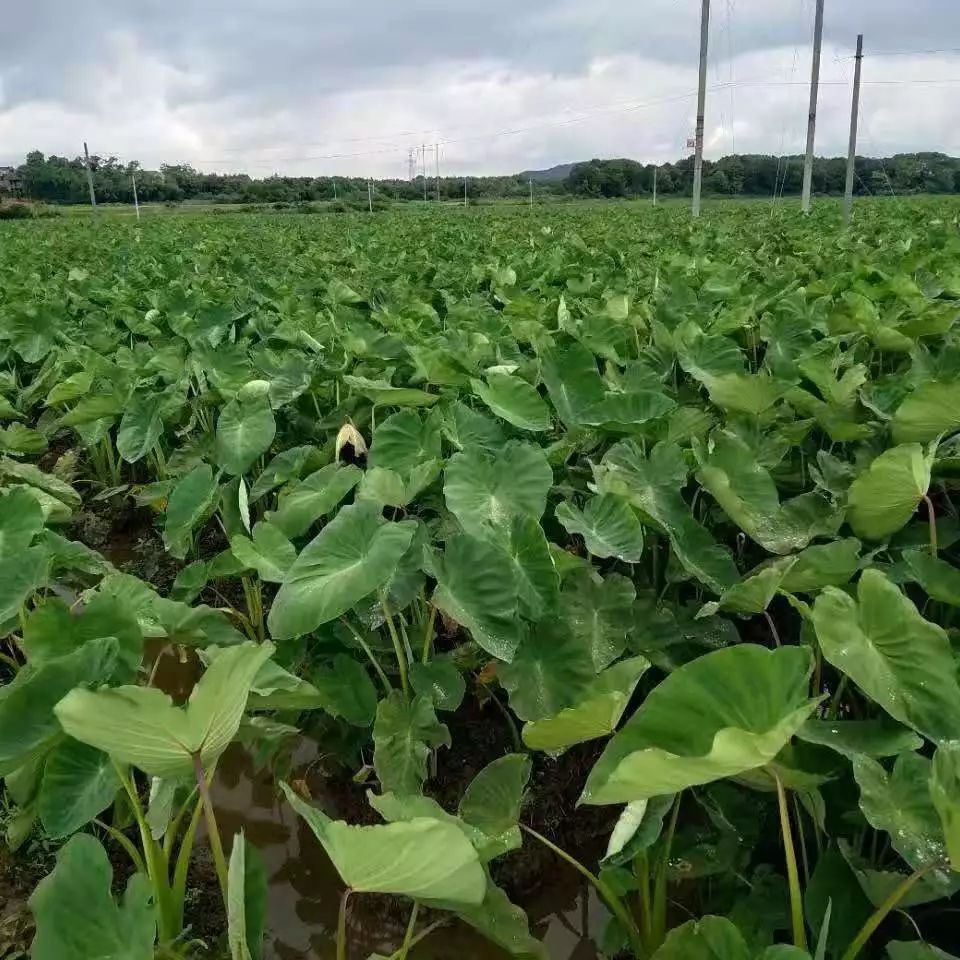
38, 740, 119, 838
0, 638, 117, 776
432, 534, 524, 662
311, 655, 379, 726
581, 645, 818, 805
706, 373, 790, 416
812, 570, 960, 742
0, 457, 82, 511
847, 444, 933, 540
901, 549, 960, 606
580, 390, 676, 429
523, 656, 650, 755
459, 754, 531, 852
694, 431, 842, 555
249, 445, 316, 502
498, 515, 559, 621
267, 503, 416, 641
29, 833, 155, 960
839, 838, 957, 908
55, 641, 275, 778
410, 658, 465, 712
648, 916, 751, 960
853, 753, 952, 886
779, 539, 862, 594
443, 441, 552, 537
797, 719, 923, 760
560, 570, 635, 671
357, 460, 441, 508
556, 494, 644, 562
426, 875, 547, 960
216, 381, 277, 476
227, 830, 266, 960
373, 692, 450, 795
594, 440, 737, 593
888, 944, 960, 960
240, 659, 326, 712
697, 559, 796, 619
439, 402, 506, 453
931, 741, 960, 870
472, 374, 551, 432
163, 464, 219, 559
893, 381, 960, 443
368, 410, 441, 473
603, 794, 676, 867
342, 375, 439, 408
498, 619, 596, 722
268, 462, 362, 539
229, 521, 295, 583
116, 389, 166, 463
281, 781, 485, 904
0, 485, 44, 553
0, 543, 50, 631
540, 340, 605, 426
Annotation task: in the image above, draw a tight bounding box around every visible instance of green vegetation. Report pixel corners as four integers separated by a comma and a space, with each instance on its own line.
1, 196, 960, 959
10, 149, 960, 206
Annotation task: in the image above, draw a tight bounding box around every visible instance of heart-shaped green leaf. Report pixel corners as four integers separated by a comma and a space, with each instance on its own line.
581, 645, 819, 805
812, 570, 960, 742
281, 782, 485, 904
268, 503, 416, 640
847, 444, 933, 540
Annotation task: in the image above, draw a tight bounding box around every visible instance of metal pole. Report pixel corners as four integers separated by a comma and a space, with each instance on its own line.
83, 141, 97, 213
367, 179, 373, 213
843, 34, 864, 227
801, 0, 826, 214
653, 166, 658, 205
435, 144, 440, 202
692, 0, 710, 218
131, 171, 140, 222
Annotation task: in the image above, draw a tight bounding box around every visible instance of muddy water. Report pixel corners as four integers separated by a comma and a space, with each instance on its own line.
211, 741, 607, 960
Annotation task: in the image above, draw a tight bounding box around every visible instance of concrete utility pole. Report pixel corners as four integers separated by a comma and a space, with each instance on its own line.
692, 0, 710, 218
652, 166, 658, 205
333, 178, 338, 201
435, 144, 440, 201
421, 143, 427, 200
843, 34, 864, 227
801, 0, 826, 214
367, 179, 373, 213
131, 171, 140, 222
529, 178, 533, 206
83, 141, 97, 212
463, 177, 468, 207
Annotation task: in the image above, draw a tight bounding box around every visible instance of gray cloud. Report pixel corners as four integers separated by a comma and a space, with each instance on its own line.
2, 0, 958, 175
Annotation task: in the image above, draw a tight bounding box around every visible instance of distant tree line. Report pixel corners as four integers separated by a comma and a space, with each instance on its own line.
9, 149, 960, 206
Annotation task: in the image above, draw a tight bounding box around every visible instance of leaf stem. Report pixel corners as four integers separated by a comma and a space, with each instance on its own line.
422, 604, 438, 664
764, 610, 781, 648
381, 595, 410, 699
396, 901, 420, 960
924, 494, 938, 557
192, 754, 229, 904
340, 617, 392, 695
841, 867, 929, 960
337, 888, 352, 960
488, 691, 523, 752
520, 823, 644, 959
775, 773, 807, 952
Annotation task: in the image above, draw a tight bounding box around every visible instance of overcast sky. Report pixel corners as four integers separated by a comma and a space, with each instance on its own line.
2, 0, 959, 177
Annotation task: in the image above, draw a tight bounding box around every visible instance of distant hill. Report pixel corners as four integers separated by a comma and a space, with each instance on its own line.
519, 163, 576, 183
